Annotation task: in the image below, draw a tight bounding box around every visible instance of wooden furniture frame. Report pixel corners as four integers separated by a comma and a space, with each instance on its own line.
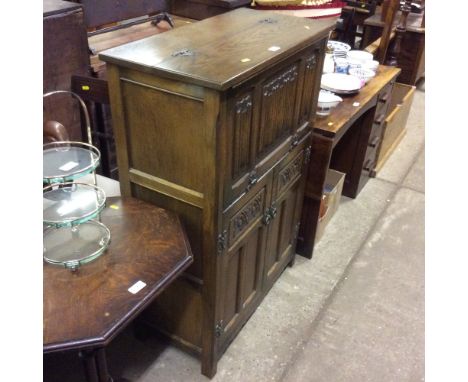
363, 4, 425, 84
99, 9, 334, 377
297, 65, 401, 258
43, 0, 90, 141
44, 197, 193, 382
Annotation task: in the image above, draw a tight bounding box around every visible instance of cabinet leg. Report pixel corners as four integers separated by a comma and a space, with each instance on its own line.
288, 254, 296, 267
79, 348, 120, 382
201, 357, 217, 379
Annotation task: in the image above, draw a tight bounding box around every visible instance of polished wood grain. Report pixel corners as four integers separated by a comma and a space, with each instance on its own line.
44, 197, 193, 353
314, 65, 400, 139
100, 9, 332, 377
99, 8, 334, 90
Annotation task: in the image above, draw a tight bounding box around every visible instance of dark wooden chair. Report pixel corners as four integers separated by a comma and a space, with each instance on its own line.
335, 1, 378, 48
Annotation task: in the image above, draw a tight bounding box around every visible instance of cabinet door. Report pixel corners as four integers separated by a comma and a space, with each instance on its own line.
263, 146, 308, 292
217, 174, 273, 350
298, 44, 325, 130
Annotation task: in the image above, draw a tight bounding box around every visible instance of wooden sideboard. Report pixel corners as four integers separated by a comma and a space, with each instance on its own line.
100, 8, 333, 377
43, 0, 90, 141
297, 65, 401, 258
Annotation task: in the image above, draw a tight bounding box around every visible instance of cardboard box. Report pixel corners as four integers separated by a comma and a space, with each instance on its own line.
315, 169, 345, 242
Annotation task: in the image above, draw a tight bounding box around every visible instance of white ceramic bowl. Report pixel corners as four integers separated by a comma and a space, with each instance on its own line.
361, 59, 379, 72
348, 68, 376, 84
347, 50, 373, 64
317, 90, 342, 116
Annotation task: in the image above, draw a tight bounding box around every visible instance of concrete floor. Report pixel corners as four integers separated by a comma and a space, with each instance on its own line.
44, 82, 425, 382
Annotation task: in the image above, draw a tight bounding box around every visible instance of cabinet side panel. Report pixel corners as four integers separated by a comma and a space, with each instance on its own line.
133, 185, 204, 281
142, 277, 203, 351
120, 78, 208, 193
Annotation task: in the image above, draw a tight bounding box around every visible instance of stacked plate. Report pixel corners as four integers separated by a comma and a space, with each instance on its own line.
321, 73, 363, 95
328, 40, 351, 59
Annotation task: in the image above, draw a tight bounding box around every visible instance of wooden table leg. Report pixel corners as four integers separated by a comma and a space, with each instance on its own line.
79, 348, 130, 382
297, 133, 334, 259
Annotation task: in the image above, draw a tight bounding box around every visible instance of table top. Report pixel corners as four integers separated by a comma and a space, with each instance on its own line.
99, 8, 334, 90
43, 0, 82, 17
314, 65, 401, 141
364, 10, 425, 33
43, 197, 193, 353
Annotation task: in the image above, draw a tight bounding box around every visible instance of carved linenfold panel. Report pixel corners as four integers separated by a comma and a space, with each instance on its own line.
299, 50, 320, 125
229, 188, 265, 245
263, 66, 299, 97
258, 64, 299, 156
231, 92, 254, 179
305, 54, 317, 70
235, 94, 252, 114
277, 151, 304, 196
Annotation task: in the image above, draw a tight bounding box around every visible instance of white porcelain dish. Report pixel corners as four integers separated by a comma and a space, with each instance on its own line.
347, 50, 373, 63
328, 40, 351, 53
348, 68, 376, 84
361, 59, 379, 72
317, 90, 343, 116
321, 73, 363, 94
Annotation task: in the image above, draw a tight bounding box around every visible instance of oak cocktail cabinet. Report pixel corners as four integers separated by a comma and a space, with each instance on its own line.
100, 8, 334, 377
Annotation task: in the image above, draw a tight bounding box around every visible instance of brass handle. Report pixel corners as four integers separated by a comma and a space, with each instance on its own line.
270, 203, 277, 219
262, 212, 272, 226
363, 159, 374, 172
246, 171, 258, 191
369, 135, 380, 148
291, 134, 299, 148
374, 114, 385, 124
378, 93, 389, 103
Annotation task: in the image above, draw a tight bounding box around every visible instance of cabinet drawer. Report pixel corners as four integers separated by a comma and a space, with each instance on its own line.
375, 80, 395, 117
363, 147, 377, 175
273, 133, 310, 200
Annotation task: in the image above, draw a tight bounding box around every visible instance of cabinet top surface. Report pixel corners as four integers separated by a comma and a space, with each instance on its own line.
99, 8, 334, 90
314, 65, 401, 138
43, 0, 82, 17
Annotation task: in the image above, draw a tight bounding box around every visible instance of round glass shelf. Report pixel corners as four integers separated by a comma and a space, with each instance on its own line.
43, 183, 106, 228
43, 220, 111, 270
43, 141, 101, 184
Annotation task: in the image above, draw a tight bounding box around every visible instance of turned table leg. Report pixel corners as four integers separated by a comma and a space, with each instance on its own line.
79, 348, 125, 382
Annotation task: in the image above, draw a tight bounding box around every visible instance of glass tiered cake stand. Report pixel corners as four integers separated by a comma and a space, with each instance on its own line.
43, 91, 110, 271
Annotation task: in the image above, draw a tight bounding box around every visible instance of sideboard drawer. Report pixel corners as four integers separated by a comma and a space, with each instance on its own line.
375, 80, 395, 117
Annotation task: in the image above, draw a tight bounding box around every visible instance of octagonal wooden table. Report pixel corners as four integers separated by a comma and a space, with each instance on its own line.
44, 197, 193, 382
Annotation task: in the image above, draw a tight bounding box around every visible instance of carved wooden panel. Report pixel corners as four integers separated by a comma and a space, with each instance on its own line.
220, 222, 266, 341
276, 150, 304, 197
228, 187, 266, 246
257, 63, 300, 157
231, 92, 254, 180
263, 179, 301, 290
299, 51, 319, 126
